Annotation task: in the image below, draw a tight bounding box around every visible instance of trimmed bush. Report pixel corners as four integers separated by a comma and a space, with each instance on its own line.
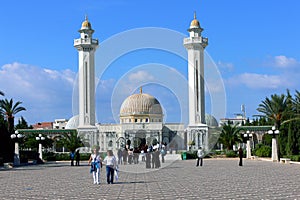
254, 144, 271, 157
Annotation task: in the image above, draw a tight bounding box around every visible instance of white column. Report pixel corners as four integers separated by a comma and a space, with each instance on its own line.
271, 138, 278, 162
246, 140, 251, 159
14, 142, 20, 166
38, 143, 43, 160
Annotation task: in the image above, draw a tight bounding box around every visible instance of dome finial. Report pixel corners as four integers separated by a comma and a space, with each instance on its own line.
81, 15, 92, 29
194, 11, 197, 19
140, 87, 143, 94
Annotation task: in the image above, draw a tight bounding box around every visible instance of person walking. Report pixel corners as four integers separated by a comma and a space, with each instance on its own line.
122, 147, 128, 165
238, 146, 243, 166
117, 148, 123, 165
103, 150, 117, 184
70, 151, 75, 166
196, 147, 204, 167
160, 146, 166, 163
75, 149, 80, 166
88, 148, 102, 184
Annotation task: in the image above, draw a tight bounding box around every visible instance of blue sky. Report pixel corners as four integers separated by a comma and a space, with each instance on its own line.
1, 0, 300, 125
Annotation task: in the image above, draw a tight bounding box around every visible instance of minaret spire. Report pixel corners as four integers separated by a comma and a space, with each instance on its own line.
140, 87, 143, 94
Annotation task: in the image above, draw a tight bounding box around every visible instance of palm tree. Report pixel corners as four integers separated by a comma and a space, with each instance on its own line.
257, 93, 291, 129
292, 90, 300, 114
0, 98, 26, 133
219, 123, 242, 150
56, 130, 85, 153
0, 90, 4, 96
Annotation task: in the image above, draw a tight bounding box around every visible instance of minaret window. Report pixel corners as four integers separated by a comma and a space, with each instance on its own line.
195, 60, 199, 113
85, 61, 88, 113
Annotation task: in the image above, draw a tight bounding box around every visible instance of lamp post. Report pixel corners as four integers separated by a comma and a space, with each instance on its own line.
10, 130, 23, 166
36, 134, 45, 160
243, 130, 253, 159
268, 126, 280, 162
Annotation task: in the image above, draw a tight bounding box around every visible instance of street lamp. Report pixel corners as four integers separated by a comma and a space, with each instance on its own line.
268, 126, 280, 162
10, 130, 23, 166
243, 130, 253, 159
36, 134, 45, 160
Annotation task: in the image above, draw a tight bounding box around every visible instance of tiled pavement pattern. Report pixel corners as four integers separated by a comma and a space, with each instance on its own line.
1, 155, 300, 200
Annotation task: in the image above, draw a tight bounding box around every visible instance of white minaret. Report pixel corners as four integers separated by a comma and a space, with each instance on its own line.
184, 12, 208, 125
184, 12, 208, 151
74, 16, 99, 147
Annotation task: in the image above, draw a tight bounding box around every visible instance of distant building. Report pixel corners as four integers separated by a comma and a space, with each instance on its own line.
219, 114, 246, 127
53, 119, 68, 129
32, 122, 53, 130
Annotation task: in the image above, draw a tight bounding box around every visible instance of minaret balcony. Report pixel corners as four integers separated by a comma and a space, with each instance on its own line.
74, 38, 99, 46
184, 37, 208, 47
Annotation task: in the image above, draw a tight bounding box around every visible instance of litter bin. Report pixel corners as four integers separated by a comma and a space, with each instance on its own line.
182, 152, 187, 160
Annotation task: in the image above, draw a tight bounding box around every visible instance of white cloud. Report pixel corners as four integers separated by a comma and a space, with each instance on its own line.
274, 55, 298, 67
267, 55, 299, 68
0, 62, 76, 124
128, 70, 155, 82
227, 73, 289, 89
217, 61, 234, 71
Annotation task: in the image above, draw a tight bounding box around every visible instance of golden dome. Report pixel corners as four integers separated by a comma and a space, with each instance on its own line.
120, 92, 163, 116
81, 16, 92, 29
190, 19, 200, 28
190, 12, 200, 29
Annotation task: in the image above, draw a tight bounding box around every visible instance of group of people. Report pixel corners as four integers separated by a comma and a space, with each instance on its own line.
88, 149, 118, 185
116, 143, 167, 169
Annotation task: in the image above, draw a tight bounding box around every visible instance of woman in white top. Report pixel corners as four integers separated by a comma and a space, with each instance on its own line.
88, 148, 102, 184
103, 150, 117, 184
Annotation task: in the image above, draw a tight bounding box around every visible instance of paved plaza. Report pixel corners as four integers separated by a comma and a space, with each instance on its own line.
1, 155, 300, 200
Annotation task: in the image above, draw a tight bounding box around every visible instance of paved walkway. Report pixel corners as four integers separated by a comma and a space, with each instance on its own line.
1, 155, 300, 199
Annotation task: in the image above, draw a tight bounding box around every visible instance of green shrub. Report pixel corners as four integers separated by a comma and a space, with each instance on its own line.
225, 150, 237, 157
289, 155, 300, 162
254, 144, 271, 157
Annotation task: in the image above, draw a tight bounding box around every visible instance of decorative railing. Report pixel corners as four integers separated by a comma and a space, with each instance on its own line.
184, 37, 208, 46
74, 38, 98, 45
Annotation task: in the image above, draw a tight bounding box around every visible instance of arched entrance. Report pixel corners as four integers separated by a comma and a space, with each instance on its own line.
134, 130, 146, 148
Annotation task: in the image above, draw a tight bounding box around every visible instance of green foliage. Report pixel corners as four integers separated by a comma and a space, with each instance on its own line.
289, 155, 300, 162
262, 134, 272, 146
56, 130, 85, 152
0, 98, 26, 133
257, 92, 291, 129
21, 133, 53, 150
15, 116, 32, 129
253, 144, 271, 157
225, 150, 237, 158
219, 124, 242, 150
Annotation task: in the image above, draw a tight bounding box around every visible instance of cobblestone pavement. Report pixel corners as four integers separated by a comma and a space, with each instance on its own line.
1, 155, 300, 200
